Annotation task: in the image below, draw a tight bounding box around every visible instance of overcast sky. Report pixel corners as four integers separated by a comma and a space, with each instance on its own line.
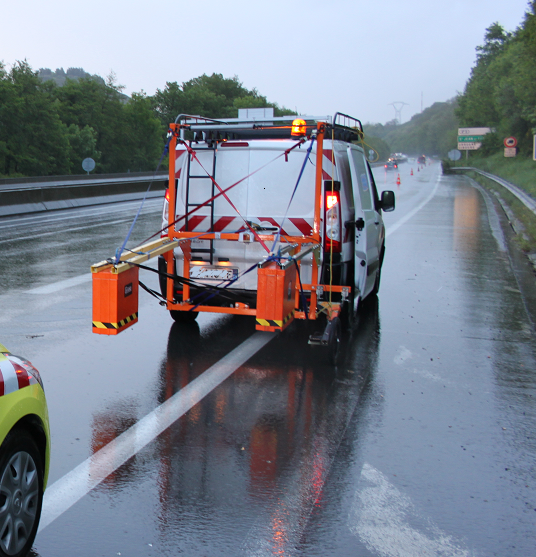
2, 0, 531, 124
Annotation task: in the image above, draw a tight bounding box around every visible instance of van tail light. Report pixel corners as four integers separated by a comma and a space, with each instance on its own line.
324, 190, 341, 252
162, 189, 170, 237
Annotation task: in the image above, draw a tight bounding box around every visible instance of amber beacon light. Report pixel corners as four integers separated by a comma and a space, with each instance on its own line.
291, 118, 307, 136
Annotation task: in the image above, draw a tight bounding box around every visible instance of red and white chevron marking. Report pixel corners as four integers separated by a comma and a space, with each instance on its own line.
0, 354, 38, 396
322, 149, 336, 181
179, 216, 314, 237
175, 148, 188, 179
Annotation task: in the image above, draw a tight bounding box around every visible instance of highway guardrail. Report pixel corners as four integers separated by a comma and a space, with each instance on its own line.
452, 167, 536, 215
0, 172, 167, 217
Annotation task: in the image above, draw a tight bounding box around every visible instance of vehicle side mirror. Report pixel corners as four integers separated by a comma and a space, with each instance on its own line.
381, 190, 395, 212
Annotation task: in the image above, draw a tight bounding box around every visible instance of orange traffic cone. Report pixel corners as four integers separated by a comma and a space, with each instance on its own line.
396, 174, 401, 186
410, 168, 413, 176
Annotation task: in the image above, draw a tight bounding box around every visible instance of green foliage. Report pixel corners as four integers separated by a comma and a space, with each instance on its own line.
65, 124, 100, 171
462, 152, 536, 199
359, 134, 391, 162
365, 100, 459, 157
0, 61, 71, 176
38, 67, 105, 87
53, 76, 132, 172
0, 64, 294, 177
123, 92, 164, 172
457, 7, 536, 156
153, 73, 294, 127
0, 65, 163, 176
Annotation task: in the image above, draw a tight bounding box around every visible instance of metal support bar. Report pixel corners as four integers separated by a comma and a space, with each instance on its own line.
91, 237, 179, 274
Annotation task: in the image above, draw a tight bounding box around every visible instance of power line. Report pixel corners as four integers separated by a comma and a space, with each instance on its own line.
389, 102, 409, 124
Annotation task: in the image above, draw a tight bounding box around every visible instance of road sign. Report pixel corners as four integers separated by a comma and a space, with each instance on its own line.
458, 142, 482, 151
504, 136, 517, 148
457, 135, 485, 142
448, 149, 462, 161
458, 127, 491, 136
504, 147, 516, 158
82, 158, 96, 173
533, 135, 536, 161
457, 127, 491, 150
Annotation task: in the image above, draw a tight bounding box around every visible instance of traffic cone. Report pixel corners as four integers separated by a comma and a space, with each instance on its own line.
410, 168, 413, 176
396, 174, 401, 186
417, 166, 420, 172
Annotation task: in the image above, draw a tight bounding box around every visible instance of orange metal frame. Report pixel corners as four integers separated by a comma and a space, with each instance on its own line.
163, 121, 347, 325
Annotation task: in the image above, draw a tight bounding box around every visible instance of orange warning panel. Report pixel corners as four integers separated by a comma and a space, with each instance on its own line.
256, 262, 296, 332
92, 266, 139, 335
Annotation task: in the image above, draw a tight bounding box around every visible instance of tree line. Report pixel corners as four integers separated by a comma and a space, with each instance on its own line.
0, 63, 293, 177
4, 5, 534, 179
364, 99, 458, 158
365, 2, 536, 160
456, 2, 536, 157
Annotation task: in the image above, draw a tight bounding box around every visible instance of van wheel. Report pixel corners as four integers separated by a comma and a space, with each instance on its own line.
170, 310, 198, 323
0, 430, 43, 557
371, 266, 381, 295
327, 317, 342, 365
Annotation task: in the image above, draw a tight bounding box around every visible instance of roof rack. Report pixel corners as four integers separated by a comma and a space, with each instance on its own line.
174, 113, 364, 143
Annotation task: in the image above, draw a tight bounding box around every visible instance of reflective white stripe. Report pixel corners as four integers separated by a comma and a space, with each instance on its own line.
0, 359, 19, 395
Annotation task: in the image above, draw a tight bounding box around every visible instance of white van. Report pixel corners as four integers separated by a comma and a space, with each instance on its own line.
158, 113, 394, 359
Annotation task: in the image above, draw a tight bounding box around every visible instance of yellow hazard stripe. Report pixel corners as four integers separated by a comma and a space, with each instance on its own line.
92, 312, 138, 330
256, 318, 282, 327
283, 310, 295, 325
256, 310, 295, 329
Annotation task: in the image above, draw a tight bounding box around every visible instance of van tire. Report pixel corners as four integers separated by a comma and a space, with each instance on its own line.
327, 317, 342, 365
371, 266, 381, 296
371, 246, 385, 296
170, 310, 198, 323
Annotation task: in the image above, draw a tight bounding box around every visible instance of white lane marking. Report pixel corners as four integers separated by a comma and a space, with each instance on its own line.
27, 275, 92, 294
0, 218, 133, 245
0, 198, 162, 231
349, 463, 472, 557
39, 331, 274, 532
394, 346, 412, 364
26, 258, 158, 294
386, 175, 441, 238
409, 368, 451, 385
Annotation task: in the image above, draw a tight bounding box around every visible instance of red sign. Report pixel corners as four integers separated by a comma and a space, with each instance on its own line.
504, 136, 517, 147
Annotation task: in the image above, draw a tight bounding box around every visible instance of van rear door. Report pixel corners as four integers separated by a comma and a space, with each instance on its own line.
174, 141, 318, 292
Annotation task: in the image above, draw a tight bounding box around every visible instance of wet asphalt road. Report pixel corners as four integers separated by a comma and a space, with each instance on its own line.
1, 162, 535, 556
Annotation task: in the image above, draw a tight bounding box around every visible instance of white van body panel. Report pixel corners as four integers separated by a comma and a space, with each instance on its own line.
164, 137, 385, 300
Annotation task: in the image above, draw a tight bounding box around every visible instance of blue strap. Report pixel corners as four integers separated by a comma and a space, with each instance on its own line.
270, 137, 315, 253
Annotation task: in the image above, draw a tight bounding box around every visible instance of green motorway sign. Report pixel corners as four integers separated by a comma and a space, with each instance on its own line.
458, 135, 485, 142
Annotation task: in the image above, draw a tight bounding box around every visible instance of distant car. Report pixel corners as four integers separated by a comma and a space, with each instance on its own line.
417, 155, 426, 164
0, 344, 50, 556
384, 160, 398, 170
